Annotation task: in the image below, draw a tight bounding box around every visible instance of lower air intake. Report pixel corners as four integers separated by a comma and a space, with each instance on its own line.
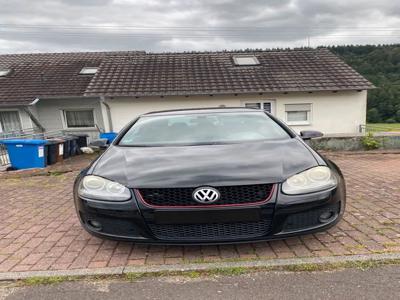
148, 220, 272, 241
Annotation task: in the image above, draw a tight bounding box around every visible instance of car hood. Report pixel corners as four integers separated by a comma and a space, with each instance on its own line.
90, 139, 318, 188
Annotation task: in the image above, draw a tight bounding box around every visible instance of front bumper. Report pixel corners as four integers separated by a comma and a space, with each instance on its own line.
74, 181, 345, 245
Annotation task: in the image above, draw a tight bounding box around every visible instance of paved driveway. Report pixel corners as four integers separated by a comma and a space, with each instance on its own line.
0, 153, 399, 272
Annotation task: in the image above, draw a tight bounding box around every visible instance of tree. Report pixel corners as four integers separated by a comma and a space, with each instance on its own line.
330, 44, 400, 123
367, 108, 380, 123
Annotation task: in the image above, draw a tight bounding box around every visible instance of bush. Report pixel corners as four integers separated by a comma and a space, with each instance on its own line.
385, 118, 397, 123
361, 132, 381, 150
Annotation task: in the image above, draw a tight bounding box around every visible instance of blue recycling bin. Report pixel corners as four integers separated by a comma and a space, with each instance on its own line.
99, 132, 118, 143
0, 139, 48, 169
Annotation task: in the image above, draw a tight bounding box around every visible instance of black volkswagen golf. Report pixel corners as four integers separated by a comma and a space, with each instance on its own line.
74, 108, 345, 244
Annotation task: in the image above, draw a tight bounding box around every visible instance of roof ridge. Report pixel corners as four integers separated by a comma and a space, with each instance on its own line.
0, 50, 146, 57
0, 48, 328, 57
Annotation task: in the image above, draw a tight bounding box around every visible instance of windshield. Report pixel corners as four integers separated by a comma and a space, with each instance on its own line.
118, 112, 290, 146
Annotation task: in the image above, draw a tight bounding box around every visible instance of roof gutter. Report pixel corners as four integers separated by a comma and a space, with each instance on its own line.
100, 96, 113, 132
30, 97, 40, 105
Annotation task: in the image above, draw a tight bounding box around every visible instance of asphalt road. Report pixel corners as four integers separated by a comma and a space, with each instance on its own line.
2, 265, 400, 300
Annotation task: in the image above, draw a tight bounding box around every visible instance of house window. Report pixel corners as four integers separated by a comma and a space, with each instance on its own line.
63, 110, 95, 128
232, 55, 260, 66
285, 104, 312, 125
0, 111, 22, 133
244, 102, 273, 113
79, 67, 98, 75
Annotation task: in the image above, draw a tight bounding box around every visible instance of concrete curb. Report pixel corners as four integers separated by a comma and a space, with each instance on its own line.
1, 252, 400, 281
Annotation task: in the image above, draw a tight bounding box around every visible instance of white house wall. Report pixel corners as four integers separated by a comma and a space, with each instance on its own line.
276, 90, 367, 134
107, 90, 367, 135
35, 97, 104, 141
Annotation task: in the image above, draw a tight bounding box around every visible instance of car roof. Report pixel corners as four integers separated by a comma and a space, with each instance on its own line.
141, 107, 265, 117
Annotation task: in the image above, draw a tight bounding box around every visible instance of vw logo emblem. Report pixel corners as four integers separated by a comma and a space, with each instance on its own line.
192, 187, 220, 204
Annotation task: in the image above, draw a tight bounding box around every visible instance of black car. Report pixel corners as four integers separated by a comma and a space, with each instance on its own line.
74, 108, 345, 244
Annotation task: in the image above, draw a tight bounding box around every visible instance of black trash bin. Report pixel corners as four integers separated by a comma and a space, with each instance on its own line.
63, 136, 78, 159
62, 138, 71, 159
46, 138, 64, 164
69, 136, 79, 156
76, 134, 89, 148
74, 134, 89, 155
46, 140, 58, 165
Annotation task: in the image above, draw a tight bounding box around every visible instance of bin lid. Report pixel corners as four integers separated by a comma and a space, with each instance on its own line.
46, 138, 65, 142
0, 139, 48, 145
74, 134, 89, 137
63, 135, 77, 140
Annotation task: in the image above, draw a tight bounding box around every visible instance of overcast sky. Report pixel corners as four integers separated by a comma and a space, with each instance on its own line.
0, 0, 399, 54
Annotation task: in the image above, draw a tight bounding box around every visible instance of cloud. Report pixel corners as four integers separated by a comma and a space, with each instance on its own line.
60, 0, 112, 6
0, 0, 398, 53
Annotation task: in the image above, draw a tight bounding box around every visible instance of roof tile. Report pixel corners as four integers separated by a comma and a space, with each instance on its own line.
0, 49, 373, 106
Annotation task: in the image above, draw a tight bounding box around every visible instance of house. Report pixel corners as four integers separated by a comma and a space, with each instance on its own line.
0, 49, 374, 140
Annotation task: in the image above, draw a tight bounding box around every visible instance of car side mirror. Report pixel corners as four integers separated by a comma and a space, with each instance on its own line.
300, 130, 323, 140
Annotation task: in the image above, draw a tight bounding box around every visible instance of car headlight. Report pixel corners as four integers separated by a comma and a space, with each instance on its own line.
282, 166, 337, 195
78, 175, 131, 201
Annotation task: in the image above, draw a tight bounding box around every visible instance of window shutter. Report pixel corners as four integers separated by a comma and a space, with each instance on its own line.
245, 103, 261, 109
285, 104, 311, 112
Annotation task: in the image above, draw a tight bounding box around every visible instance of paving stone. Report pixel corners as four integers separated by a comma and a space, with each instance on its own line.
0, 152, 399, 273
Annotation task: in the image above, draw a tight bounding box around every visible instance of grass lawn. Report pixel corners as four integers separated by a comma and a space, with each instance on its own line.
366, 123, 400, 132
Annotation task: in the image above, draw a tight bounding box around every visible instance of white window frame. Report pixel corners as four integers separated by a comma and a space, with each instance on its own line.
61, 108, 97, 130
285, 103, 312, 126
79, 67, 98, 75
0, 69, 12, 77
242, 100, 276, 115
0, 109, 23, 133
232, 55, 260, 66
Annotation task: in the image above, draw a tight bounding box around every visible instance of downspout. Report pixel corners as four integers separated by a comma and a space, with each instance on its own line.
100, 96, 113, 132
24, 98, 45, 132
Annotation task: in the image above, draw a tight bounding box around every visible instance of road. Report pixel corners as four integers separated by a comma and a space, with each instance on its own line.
1, 265, 400, 300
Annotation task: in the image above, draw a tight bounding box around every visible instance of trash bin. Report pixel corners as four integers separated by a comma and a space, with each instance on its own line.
99, 132, 118, 143
46, 140, 58, 165
46, 138, 64, 164
69, 136, 79, 156
62, 136, 76, 159
75, 134, 89, 148
74, 134, 89, 155
0, 139, 48, 169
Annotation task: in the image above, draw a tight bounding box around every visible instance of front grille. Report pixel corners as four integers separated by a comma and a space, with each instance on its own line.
137, 184, 274, 207
149, 220, 272, 241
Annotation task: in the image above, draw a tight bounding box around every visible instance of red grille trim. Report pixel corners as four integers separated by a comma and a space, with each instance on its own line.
134, 184, 275, 209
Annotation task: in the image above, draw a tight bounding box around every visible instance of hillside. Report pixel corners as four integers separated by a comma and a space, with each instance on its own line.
329, 44, 400, 123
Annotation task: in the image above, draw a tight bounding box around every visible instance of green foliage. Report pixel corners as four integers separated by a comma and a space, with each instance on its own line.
329, 44, 400, 123
22, 276, 75, 286
366, 123, 400, 132
367, 108, 380, 123
361, 132, 381, 150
